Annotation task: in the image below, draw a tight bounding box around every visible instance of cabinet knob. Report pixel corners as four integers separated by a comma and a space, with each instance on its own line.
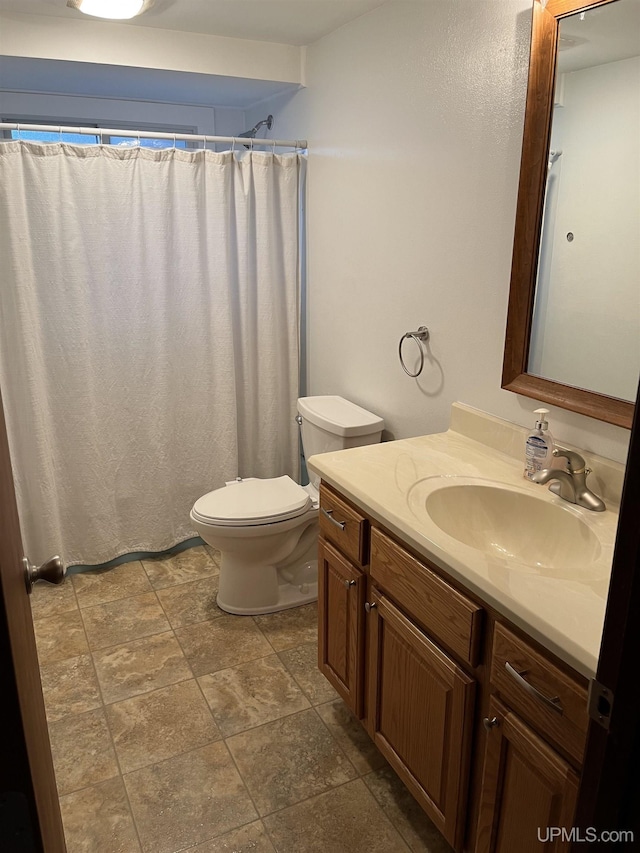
344, 579, 356, 588
364, 602, 377, 613
482, 716, 499, 732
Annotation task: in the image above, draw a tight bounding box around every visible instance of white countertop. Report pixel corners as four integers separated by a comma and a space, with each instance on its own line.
307, 406, 619, 679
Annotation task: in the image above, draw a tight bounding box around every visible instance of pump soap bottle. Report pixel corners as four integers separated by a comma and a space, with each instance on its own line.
524, 408, 554, 481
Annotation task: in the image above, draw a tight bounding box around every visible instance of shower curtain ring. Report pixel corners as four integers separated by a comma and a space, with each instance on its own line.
231, 137, 236, 153
58, 126, 63, 143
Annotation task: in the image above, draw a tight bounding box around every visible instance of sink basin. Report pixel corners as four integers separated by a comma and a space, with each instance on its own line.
423, 483, 602, 570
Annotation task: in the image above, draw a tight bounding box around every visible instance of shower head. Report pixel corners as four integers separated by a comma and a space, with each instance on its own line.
238, 115, 274, 140
547, 149, 563, 171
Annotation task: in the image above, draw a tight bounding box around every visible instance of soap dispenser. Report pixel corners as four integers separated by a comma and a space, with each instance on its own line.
524, 408, 554, 481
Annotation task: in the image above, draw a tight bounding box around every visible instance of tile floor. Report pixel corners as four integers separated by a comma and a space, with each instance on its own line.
31, 544, 453, 853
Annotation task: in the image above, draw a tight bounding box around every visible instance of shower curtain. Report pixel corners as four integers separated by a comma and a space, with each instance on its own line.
0, 141, 302, 566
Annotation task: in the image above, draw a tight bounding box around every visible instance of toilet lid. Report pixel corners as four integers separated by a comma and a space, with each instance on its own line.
192, 475, 313, 527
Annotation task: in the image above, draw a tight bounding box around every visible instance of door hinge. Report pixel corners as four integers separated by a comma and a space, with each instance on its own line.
587, 678, 614, 730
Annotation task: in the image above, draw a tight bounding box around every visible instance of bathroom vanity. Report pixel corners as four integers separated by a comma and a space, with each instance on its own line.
308, 404, 621, 853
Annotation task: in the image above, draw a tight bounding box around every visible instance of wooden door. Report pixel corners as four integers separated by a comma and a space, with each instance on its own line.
573, 378, 640, 845
317, 537, 366, 716
475, 696, 579, 853
0, 387, 66, 852
367, 591, 475, 851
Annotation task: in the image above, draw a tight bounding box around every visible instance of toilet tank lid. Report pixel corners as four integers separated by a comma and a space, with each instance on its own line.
297, 396, 384, 438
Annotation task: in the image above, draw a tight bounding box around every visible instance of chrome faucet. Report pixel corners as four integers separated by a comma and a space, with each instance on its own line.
531, 448, 606, 512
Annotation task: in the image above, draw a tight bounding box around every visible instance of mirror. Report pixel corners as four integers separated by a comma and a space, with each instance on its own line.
502, 0, 639, 429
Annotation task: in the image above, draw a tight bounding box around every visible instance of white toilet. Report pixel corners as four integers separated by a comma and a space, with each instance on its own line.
190, 396, 384, 615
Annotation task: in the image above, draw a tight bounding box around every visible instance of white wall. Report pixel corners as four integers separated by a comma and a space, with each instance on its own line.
246, 0, 632, 463
0, 90, 242, 138
1, 1, 633, 463
0, 11, 303, 85
529, 57, 640, 401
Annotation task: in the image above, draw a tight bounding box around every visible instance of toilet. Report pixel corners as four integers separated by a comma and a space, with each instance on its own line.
190, 396, 384, 615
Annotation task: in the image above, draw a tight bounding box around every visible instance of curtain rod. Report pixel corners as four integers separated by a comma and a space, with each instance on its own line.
0, 122, 307, 150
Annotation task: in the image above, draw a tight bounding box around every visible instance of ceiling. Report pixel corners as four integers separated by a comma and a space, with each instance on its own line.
0, 0, 387, 108
558, 0, 640, 73
0, 0, 387, 46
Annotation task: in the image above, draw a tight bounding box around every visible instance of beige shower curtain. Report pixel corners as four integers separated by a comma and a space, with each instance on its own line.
0, 141, 301, 566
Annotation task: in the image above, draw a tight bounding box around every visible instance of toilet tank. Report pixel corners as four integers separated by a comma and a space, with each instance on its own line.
297, 396, 384, 488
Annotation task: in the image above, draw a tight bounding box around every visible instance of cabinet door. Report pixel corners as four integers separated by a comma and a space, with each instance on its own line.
367, 591, 475, 851
474, 696, 579, 853
318, 537, 366, 716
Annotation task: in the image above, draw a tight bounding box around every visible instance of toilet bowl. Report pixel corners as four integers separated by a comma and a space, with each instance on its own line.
191, 476, 320, 615
190, 396, 384, 615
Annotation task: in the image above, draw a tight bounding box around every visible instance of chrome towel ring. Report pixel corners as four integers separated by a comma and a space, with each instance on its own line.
398, 326, 430, 377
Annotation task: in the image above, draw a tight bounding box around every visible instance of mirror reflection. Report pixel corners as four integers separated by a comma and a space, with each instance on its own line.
528, 0, 640, 402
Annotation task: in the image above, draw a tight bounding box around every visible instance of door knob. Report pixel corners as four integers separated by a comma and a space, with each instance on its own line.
23, 555, 65, 594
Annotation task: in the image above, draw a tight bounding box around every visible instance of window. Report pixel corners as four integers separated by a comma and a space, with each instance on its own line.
4, 121, 195, 149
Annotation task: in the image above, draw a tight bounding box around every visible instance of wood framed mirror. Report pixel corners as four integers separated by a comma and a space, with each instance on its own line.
502, 0, 638, 429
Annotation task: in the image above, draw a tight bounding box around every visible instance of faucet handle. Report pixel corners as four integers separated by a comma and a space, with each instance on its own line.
553, 447, 586, 473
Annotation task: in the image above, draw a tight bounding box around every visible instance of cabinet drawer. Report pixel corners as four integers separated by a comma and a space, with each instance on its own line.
370, 527, 483, 666
319, 484, 368, 566
490, 623, 588, 765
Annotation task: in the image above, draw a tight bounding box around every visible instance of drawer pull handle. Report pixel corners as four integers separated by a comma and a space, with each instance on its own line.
364, 602, 377, 613
321, 507, 346, 531
483, 716, 499, 731
344, 579, 356, 589
505, 661, 564, 714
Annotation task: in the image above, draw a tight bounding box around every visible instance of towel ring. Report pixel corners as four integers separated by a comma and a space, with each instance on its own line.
398, 326, 430, 377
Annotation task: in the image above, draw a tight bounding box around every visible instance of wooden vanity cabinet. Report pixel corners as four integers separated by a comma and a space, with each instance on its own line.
317, 537, 366, 716
473, 623, 587, 853
317, 481, 588, 853
367, 590, 476, 850
474, 696, 579, 853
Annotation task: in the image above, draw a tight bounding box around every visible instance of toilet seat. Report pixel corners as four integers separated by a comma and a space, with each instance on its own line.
191, 475, 313, 527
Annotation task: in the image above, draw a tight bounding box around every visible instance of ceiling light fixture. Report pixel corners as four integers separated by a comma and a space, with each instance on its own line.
66, 0, 153, 20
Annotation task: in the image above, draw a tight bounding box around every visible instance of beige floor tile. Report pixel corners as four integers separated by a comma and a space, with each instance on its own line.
198, 654, 310, 737
33, 610, 89, 665
49, 707, 119, 796
363, 765, 453, 852
278, 641, 338, 705
92, 631, 192, 704
226, 708, 357, 815
105, 679, 221, 773
124, 742, 257, 853
72, 562, 152, 608
185, 821, 276, 852
263, 779, 410, 853
59, 776, 141, 853
175, 615, 272, 677
142, 546, 219, 590
30, 578, 78, 621
316, 698, 387, 775
202, 543, 222, 566
81, 591, 170, 650
253, 602, 318, 651
40, 654, 102, 722
156, 575, 224, 629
